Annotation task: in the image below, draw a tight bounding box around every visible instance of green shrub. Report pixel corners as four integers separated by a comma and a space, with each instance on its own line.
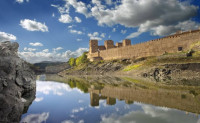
69, 58, 76, 66
75, 52, 89, 66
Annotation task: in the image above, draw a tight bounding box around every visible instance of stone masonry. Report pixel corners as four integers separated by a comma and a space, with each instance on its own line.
88, 29, 200, 61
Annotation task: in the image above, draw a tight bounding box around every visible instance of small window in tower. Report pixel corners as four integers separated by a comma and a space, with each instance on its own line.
178, 47, 183, 51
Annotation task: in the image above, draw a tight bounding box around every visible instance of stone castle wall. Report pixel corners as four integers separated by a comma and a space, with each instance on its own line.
88, 29, 200, 61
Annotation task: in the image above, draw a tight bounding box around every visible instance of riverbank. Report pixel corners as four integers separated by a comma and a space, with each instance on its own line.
59, 50, 200, 82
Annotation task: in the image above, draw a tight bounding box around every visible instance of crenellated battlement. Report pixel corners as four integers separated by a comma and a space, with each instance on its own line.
88, 28, 200, 61
89, 39, 132, 53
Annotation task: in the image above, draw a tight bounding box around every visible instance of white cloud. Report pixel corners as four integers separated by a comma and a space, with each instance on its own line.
16, 0, 29, 3
151, 20, 200, 36
67, 0, 90, 17
126, 31, 142, 39
19, 47, 88, 63
112, 28, 116, 32
53, 47, 63, 51
69, 29, 83, 34
88, 32, 102, 40
52, 13, 55, 17
24, 47, 37, 52
59, 14, 72, 23
51, 4, 73, 24
20, 19, 48, 32
77, 38, 82, 41
52, 0, 91, 22
62, 120, 74, 123
68, 25, 73, 29
61, 120, 84, 123
51, 4, 69, 14
43, 49, 49, 53
91, 0, 198, 27
21, 112, 49, 123
127, 20, 200, 39
0, 32, 17, 42
75, 16, 82, 23
55, 0, 199, 38
121, 30, 127, 34
100, 33, 106, 38
16, 0, 23, 3
29, 42, 43, 47
105, 0, 113, 5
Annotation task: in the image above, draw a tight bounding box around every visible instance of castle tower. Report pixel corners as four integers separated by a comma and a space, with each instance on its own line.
123, 39, 131, 46
116, 42, 122, 48
89, 40, 98, 54
104, 40, 114, 49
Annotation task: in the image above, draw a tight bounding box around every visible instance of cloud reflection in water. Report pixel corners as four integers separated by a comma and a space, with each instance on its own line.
21, 112, 49, 123
34, 97, 44, 102
36, 81, 73, 96
100, 104, 199, 123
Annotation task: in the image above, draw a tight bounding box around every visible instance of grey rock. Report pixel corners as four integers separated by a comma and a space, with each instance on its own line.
3, 81, 7, 87
0, 41, 36, 122
15, 77, 23, 86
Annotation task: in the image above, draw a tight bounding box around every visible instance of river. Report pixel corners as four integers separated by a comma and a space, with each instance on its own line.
20, 75, 200, 123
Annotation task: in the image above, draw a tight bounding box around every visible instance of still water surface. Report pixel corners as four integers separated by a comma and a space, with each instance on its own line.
20, 75, 200, 123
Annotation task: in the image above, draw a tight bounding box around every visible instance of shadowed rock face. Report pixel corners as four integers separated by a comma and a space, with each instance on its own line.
0, 41, 36, 122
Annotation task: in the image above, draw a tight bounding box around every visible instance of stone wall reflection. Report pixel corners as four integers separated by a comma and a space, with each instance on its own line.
89, 85, 200, 114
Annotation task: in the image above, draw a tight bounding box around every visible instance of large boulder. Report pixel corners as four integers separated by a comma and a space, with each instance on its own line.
0, 41, 36, 122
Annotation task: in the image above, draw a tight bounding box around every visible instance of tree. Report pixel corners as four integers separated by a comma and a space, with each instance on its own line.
69, 57, 75, 66
75, 52, 89, 66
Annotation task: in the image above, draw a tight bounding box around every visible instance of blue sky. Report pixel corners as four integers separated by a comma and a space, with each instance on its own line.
0, 0, 200, 63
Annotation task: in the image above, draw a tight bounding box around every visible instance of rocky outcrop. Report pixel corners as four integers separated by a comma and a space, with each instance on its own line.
142, 63, 200, 83
0, 41, 36, 122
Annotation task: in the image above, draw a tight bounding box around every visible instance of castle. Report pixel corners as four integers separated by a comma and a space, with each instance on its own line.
87, 28, 200, 61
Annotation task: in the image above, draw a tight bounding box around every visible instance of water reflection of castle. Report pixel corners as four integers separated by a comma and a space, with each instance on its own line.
88, 85, 200, 114
90, 90, 133, 106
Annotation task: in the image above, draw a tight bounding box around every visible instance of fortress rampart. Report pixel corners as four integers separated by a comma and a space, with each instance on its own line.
88, 29, 200, 61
